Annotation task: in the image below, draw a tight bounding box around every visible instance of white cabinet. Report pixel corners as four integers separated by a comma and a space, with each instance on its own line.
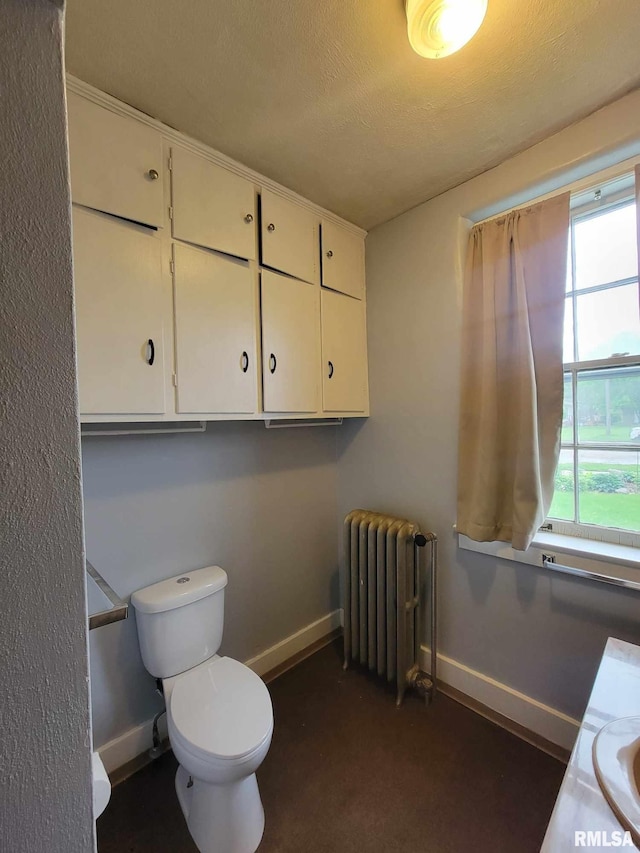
321, 221, 365, 300
173, 244, 258, 414
73, 207, 166, 415
260, 189, 319, 285
321, 289, 368, 413
170, 146, 257, 261
261, 270, 320, 413
68, 85, 369, 423
67, 92, 164, 229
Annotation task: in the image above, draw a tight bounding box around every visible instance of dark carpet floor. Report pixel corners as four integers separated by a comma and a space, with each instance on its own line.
97, 640, 564, 852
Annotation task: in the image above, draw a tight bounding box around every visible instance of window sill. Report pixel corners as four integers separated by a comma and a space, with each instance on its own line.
457, 529, 640, 588
531, 530, 640, 569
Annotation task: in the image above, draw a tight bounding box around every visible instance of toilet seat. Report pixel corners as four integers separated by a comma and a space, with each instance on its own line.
168, 656, 273, 764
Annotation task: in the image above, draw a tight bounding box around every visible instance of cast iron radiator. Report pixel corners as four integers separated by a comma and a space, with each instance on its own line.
343, 509, 438, 706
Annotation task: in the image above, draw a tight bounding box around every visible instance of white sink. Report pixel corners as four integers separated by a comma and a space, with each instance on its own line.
593, 716, 640, 847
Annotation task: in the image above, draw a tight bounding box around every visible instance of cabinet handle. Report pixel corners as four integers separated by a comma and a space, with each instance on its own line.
269, 353, 277, 374
267, 223, 276, 232
241, 351, 249, 373
147, 169, 159, 181
326, 250, 333, 258
328, 360, 334, 379
244, 213, 254, 223
147, 339, 155, 366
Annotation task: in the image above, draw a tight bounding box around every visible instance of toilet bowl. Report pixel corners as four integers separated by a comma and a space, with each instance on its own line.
131, 566, 273, 853
165, 656, 273, 853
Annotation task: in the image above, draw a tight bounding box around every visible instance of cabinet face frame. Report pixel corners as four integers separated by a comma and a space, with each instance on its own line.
67, 91, 165, 229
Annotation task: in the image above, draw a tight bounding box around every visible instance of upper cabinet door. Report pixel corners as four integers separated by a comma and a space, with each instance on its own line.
261, 270, 320, 413
73, 207, 166, 415
67, 92, 164, 229
173, 244, 258, 414
170, 146, 257, 261
321, 289, 368, 413
321, 221, 365, 300
260, 189, 319, 285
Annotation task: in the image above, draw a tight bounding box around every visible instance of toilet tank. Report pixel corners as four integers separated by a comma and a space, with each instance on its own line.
131, 566, 228, 678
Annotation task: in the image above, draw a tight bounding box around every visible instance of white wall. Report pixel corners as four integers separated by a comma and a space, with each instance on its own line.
82, 422, 339, 748
0, 1, 94, 850
338, 89, 640, 722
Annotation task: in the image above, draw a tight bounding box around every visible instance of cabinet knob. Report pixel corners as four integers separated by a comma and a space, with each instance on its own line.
244, 213, 254, 223
267, 223, 276, 232
326, 250, 333, 258
328, 360, 334, 379
147, 169, 159, 181
146, 339, 155, 366
269, 353, 277, 374
241, 351, 249, 373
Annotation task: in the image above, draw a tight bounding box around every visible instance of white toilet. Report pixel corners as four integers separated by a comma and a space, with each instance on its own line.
131, 566, 273, 853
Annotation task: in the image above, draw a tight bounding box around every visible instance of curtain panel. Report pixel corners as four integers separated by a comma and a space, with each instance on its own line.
636, 165, 640, 304
457, 193, 570, 551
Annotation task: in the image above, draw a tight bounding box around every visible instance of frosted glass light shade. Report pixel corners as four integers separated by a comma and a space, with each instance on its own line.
406, 0, 488, 59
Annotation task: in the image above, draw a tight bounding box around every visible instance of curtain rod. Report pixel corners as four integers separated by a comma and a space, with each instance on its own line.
470, 152, 640, 228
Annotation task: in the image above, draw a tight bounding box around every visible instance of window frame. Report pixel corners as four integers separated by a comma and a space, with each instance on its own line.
547, 186, 640, 547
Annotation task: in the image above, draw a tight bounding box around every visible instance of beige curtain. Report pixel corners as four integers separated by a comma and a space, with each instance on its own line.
457, 193, 570, 551
636, 166, 640, 294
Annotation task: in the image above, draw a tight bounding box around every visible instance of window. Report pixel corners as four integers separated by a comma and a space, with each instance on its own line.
548, 174, 640, 546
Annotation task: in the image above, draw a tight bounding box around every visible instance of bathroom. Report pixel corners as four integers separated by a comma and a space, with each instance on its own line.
3, 1, 640, 851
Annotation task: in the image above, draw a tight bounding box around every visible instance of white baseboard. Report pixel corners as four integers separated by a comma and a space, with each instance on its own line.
244, 609, 342, 677
99, 610, 579, 774
98, 608, 342, 774
99, 714, 168, 775
420, 645, 580, 751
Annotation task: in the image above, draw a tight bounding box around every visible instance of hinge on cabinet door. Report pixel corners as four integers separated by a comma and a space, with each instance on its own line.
172, 372, 178, 387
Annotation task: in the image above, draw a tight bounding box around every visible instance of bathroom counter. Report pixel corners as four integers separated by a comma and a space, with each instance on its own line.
542, 637, 640, 851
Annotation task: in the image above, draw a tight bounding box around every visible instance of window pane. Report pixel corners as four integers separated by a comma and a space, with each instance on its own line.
563, 296, 574, 363
577, 365, 640, 444
549, 449, 575, 521
575, 283, 640, 361
561, 373, 574, 444
565, 240, 572, 294
574, 203, 638, 290
577, 449, 640, 532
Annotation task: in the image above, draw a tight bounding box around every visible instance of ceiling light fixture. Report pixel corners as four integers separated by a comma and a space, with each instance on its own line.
406, 0, 487, 59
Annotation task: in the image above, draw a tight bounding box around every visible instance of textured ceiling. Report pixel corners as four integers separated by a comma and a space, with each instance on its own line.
64, 1, 640, 229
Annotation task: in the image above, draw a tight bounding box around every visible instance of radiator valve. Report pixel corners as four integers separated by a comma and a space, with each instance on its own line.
409, 669, 434, 705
